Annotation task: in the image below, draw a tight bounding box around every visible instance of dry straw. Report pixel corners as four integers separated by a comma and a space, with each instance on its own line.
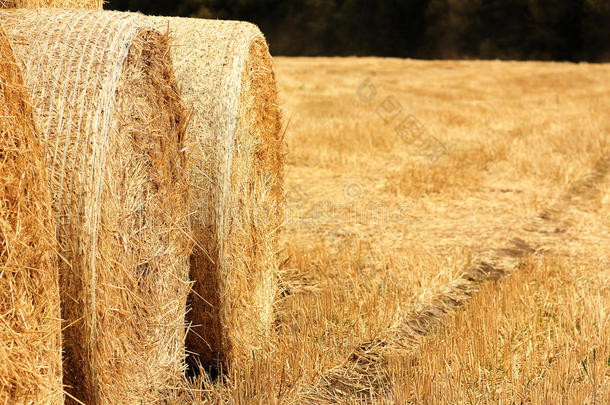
0, 27, 63, 405
150, 17, 284, 369
1, 9, 191, 404
0, 0, 102, 8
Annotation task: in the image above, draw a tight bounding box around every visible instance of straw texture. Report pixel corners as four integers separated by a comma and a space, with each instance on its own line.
150, 17, 284, 369
1, 9, 191, 404
0, 27, 63, 405
0, 0, 102, 8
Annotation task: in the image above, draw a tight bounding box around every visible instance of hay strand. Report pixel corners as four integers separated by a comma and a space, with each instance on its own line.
150, 16, 284, 369
0, 0, 102, 9
1, 9, 191, 403
0, 26, 63, 404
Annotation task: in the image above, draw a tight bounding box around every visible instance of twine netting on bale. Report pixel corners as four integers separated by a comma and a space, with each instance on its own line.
150, 17, 284, 369
0, 27, 62, 405
1, 9, 191, 404
0, 0, 102, 8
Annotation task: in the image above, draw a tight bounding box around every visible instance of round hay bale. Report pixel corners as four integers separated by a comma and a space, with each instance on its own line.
150, 17, 284, 369
0, 0, 101, 8
1, 9, 191, 404
0, 27, 63, 405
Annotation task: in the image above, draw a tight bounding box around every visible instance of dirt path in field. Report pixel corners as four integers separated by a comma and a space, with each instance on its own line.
296, 155, 610, 404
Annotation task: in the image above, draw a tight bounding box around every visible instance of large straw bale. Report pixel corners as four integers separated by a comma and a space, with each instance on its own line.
150, 17, 284, 369
0, 27, 63, 405
0, 0, 101, 8
1, 9, 191, 404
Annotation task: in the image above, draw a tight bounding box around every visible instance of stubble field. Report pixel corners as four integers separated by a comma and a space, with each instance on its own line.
188, 58, 610, 404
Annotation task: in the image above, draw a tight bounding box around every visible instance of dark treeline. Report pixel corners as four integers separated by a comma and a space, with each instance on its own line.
108, 0, 610, 61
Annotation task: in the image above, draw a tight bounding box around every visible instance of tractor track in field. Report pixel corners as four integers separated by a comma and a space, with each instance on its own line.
296, 155, 610, 404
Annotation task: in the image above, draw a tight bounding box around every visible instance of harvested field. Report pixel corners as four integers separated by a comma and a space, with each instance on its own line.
0, 27, 62, 405
149, 16, 284, 371
1, 9, 190, 404
181, 58, 609, 403
1, 5, 607, 400
384, 255, 609, 404
277, 58, 610, 404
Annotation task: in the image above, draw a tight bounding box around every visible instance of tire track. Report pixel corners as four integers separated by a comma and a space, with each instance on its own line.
296, 155, 610, 404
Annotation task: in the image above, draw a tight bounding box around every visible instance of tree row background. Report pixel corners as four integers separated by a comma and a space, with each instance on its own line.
109, 0, 610, 62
